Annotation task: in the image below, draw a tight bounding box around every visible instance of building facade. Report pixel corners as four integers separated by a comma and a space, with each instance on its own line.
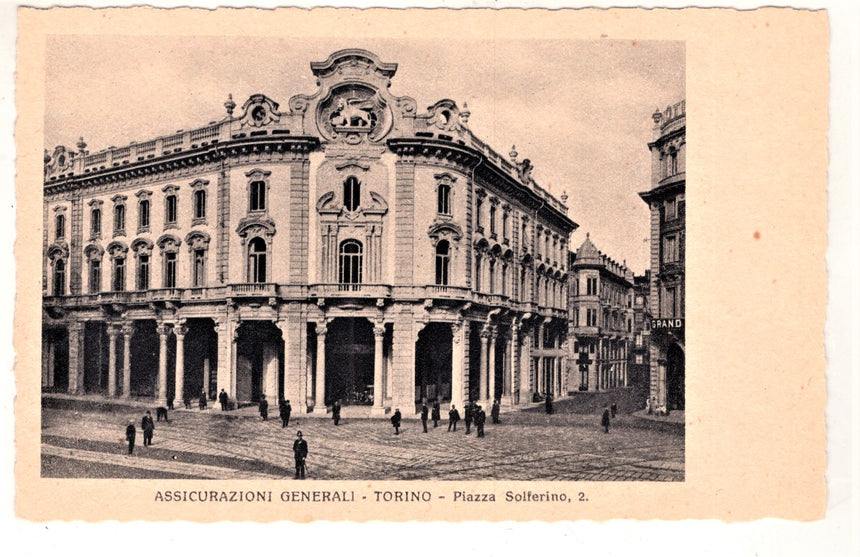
567, 234, 635, 393
628, 272, 652, 402
41, 49, 577, 414
639, 100, 685, 411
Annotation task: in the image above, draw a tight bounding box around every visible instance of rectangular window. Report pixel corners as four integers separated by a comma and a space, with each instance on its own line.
665, 197, 677, 220
113, 258, 125, 292
91, 208, 101, 236
663, 235, 678, 263
138, 255, 150, 290
475, 198, 483, 229
573, 308, 579, 327
55, 214, 65, 240
662, 286, 676, 318
114, 205, 125, 233
587, 277, 597, 296
139, 200, 150, 229
489, 206, 496, 235
164, 253, 177, 288
194, 190, 206, 220
89, 259, 101, 293
193, 249, 205, 287
502, 212, 509, 240
635, 354, 644, 364
250, 181, 266, 212
165, 196, 177, 225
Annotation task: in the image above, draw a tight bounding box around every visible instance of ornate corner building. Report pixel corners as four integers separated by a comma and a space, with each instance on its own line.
566, 234, 636, 393
41, 49, 577, 415
639, 101, 685, 411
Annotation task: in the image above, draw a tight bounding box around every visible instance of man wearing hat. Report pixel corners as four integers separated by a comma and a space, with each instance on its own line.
293, 431, 308, 479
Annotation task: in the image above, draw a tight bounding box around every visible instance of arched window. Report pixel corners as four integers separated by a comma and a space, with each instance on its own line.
437, 183, 451, 215
137, 254, 150, 290
435, 241, 450, 285
91, 208, 101, 236
344, 177, 361, 212
138, 199, 150, 230
193, 189, 206, 220
113, 205, 125, 234
338, 240, 363, 284
248, 237, 267, 283
55, 214, 65, 240
53, 259, 65, 296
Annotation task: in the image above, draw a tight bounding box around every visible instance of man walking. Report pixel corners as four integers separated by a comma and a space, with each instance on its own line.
602, 403, 611, 434
259, 395, 268, 421
279, 398, 291, 428
332, 400, 341, 426
141, 411, 155, 447
420, 402, 429, 433
611, 401, 618, 419
125, 420, 136, 456
391, 408, 402, 435
219, 389, 229, 411
475, 405, 486, 438
464, 401, 473, 435
448, 404, 460, 432
431, 400, 441, 428
293, 431, 308, 479
491, 399, 501, 424
199, 390, 207, 410
545, 392, 554, 414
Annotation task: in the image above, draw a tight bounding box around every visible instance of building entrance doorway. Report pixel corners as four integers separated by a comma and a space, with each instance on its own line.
666, 343, 685, 410
326, 317, 374, 406
236, 321, 283, 403
415, 323, 452, 403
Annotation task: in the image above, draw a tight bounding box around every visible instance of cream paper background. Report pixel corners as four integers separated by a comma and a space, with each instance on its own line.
14, 7, 828, 523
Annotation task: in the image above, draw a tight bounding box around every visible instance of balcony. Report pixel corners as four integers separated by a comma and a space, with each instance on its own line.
424, 285, 471, 301
228, 283, 278, 297
148, 288, 184, 302
474, 292, 509, 307
309, 283, 392, 299
572, 325, 600, 336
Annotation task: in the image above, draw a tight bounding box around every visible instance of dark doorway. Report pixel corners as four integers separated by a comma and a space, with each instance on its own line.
130, 321, 159, 397
236, 321, 282, 403
83, 322, 108, 393
326, 318, 374, 405
181, 318, 218, 402
415, 323, 452, 403
46, 328, 69, 392
468, 323, 482, 402
666, 343, 685, 410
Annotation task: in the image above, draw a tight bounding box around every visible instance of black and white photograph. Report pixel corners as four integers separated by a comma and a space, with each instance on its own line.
38, 37, 685, 482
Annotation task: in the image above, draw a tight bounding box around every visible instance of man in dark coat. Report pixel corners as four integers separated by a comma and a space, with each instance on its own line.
464, 401, 474, 434
332, 400, 341, 426
420, 402, 429, 433
199, 390, 207, 410
611, 401, 618, 419
259, 395, 268, 421
448, 404, 460, 431
279, 398, 291, 428
219, 389, 229, 411
601, 404, 611, 434
141, 411, 155, 446
475, 405, 486, 437
292, 431, 308, 479
491, 399, 501, 424
391, 408, 402, 435
125, 420, 136, 456
431, 401, 441, 427
183, 392, 192, 410
545, 392, 554, 414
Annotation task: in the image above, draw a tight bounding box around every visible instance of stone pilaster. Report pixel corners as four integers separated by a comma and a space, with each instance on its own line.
107, 325, 119, 397
487, 329, 497, 405
216, 167, 231, 284
289, 158, 310, 284
390, 312, 417, 412
394, 160, 415, 285
67, 322, 84, 395
315, 322, 327, 411
156, 323, 170, 405
122, 324, 133, 398
479, 327, 490, 402
174, 322, 187, 403
371, 324, 386, 416
450, 320, 466, 410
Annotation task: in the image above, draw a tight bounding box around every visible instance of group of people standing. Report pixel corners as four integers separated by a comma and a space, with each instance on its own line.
124, 410, 156, 456
443, 399, 501, 438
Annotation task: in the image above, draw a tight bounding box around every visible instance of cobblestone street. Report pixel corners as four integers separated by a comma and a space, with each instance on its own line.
41, 404, 684, 481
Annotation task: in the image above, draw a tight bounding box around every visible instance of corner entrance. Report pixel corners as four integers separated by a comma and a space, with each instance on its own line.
326, 317, 374, 406
415, 322, 452, 403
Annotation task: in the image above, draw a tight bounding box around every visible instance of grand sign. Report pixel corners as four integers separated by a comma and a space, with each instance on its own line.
651, 318, 684, 330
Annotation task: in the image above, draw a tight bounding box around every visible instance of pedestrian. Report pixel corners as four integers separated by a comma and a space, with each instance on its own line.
219, 389, 229, 411
391, 408, 402, 435
448, 404, 460, 432
281, 399, 292, 427
199, 390, 207, 410
420, 402, 429, 433
259, 395, 268, 421
293, 430, 308, 479
141, 411, 155, 446
183, 392, 192, 410
611, 401, 618, 419
545, 392, 554, 414
332, 400, 341, 426
125, 420, 136, 456
491, 399, 500, 424
475, 405, 486, 437
431, 400, 441, 427
464, 401, 474, 434
602, 403, 611, 434
167, 395, 174, 411
649, 396, 656, 415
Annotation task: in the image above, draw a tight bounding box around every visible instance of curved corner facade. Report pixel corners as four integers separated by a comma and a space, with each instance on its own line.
41, 50, 577, 415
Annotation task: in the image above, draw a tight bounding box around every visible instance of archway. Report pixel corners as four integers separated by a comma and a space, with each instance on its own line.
236, 321, 283, 403
415, 323, 453, 403
666, 343, 685, 410
326, 317, 374, 405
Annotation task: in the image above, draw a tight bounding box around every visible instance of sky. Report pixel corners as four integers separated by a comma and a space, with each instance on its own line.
44, 37, 684, 273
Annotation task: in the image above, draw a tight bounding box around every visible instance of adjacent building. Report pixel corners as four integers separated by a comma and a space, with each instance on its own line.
41, 49, 577, 415
639, 100, 686, 411
567, 234, 635, 393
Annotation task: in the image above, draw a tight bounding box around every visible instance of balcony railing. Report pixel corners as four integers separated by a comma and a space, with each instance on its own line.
229, 283, 278, 297
309, 283, 392, 298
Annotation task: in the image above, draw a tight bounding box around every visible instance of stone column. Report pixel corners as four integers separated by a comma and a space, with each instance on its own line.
371, 324, 385, 415
67, 322, 84, 395
156, 323, 170, 405
47, 339, 56, 389
450, 321, 465, 410
107, 325, 119, 397
479, 327, 490, 402
174, 322, 187, 404
315, 323, 327, 411
214, 319, 232, 400
122, 324, 132, 398
41, 335, 49, 389
203, 357, 210, 399
487, 330, 497, 404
